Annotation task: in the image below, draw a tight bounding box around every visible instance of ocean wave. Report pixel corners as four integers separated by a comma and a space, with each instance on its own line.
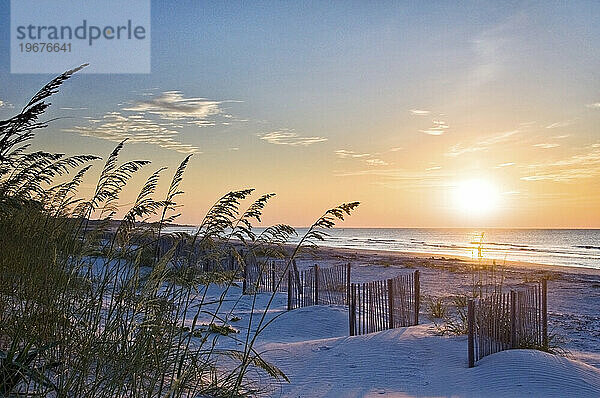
574, 245, 600, 250
471, 241, 530, 249
358, 239, 600, 259
266, 227, 600, 269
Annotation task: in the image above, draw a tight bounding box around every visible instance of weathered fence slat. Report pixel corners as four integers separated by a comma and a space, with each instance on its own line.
244, 257, 421, 337
282, 263, 351, 310
414, 270, 420, 325
348, 270, 420, 336
468, 280, 549, 367
468, 299, 475, 368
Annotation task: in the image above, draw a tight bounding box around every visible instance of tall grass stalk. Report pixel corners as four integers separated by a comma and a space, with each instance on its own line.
0, 66, 359, 397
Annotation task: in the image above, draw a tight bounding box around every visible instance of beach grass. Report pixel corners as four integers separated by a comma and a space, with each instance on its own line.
0, 67, 360, 397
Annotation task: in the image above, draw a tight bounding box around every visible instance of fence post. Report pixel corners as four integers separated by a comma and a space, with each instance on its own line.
388, 279, 395, 329
468, 299, 475, 368
349, 283, 356, 336
271, 261, 276, 292
293, 259, 302, 299
346, 263, 351, 305
413, 270, 420, 325
287, 269, 292, 311
510, 290, 517, 349
314, 264, 319, 305
242, 255, 248, 294
542, 279, 548, 350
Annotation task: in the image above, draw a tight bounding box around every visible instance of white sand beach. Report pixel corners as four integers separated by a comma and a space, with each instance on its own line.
192, 246, 600, 397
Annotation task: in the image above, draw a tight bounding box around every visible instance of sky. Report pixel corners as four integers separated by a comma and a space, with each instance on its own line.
0, 1, 599, 228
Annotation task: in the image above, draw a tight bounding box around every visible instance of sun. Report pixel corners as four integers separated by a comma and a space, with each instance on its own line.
453, 179, 500, 215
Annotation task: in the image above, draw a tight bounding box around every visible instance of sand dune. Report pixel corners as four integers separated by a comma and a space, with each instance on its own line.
196, 279, 600, 397
257, 306, 600, 397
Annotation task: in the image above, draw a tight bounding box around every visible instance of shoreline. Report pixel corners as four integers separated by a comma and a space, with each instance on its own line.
300, 244, 600, 277
297, 243, 600, 370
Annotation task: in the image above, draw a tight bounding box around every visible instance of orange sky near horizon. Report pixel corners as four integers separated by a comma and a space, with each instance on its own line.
1, 2, 598, 229
71, 110, 599, 230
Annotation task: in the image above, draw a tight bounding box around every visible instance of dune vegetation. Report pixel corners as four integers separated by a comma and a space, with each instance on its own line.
0, 66, 359, 397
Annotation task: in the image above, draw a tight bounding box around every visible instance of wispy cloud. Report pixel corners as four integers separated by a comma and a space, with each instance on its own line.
471, 37, 503, 87
419, 120, 449, 136
389, 147, 403, 152
66, 91, 244, 154
446, 129, 519, 157
495, 162, 515, 168
335, 150, 370, 159
258, 130, 327, 146
521, 170, 598, 182
468, 13, 526, 88
0, 100, 14, 109
333, 168, 449, 190
408, 108, 449, 136
533, 143, 559, 149
65, 112, 200, 154
586, 103, 600, 109
425, 166, 441, 171
365, 158, 388, 166
545, 120, 574, 129
521, 145, 600, 181
335, 149, 388, 166
60, 106, 89, 111
409, 109, 430, 116
123, 91, 230, 126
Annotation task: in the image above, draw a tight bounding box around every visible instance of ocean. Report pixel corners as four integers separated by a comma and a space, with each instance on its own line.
164, 227, 600, 270
290, 228, 600, 270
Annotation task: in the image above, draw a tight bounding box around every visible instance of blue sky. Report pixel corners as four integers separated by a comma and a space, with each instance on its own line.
0, 1, 599, 227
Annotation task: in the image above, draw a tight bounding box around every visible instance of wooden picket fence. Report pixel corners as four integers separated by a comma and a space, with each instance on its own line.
287, 264, 351, 310
243, 256, 290, 294
242, 258, 350, 305
348, 270, 420, 336
155, 236, 242, 272
243, 259, 422, 336
468, 280, 548, 367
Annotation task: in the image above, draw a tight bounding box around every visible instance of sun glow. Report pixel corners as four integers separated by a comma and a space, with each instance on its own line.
454, 179, 500, 216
